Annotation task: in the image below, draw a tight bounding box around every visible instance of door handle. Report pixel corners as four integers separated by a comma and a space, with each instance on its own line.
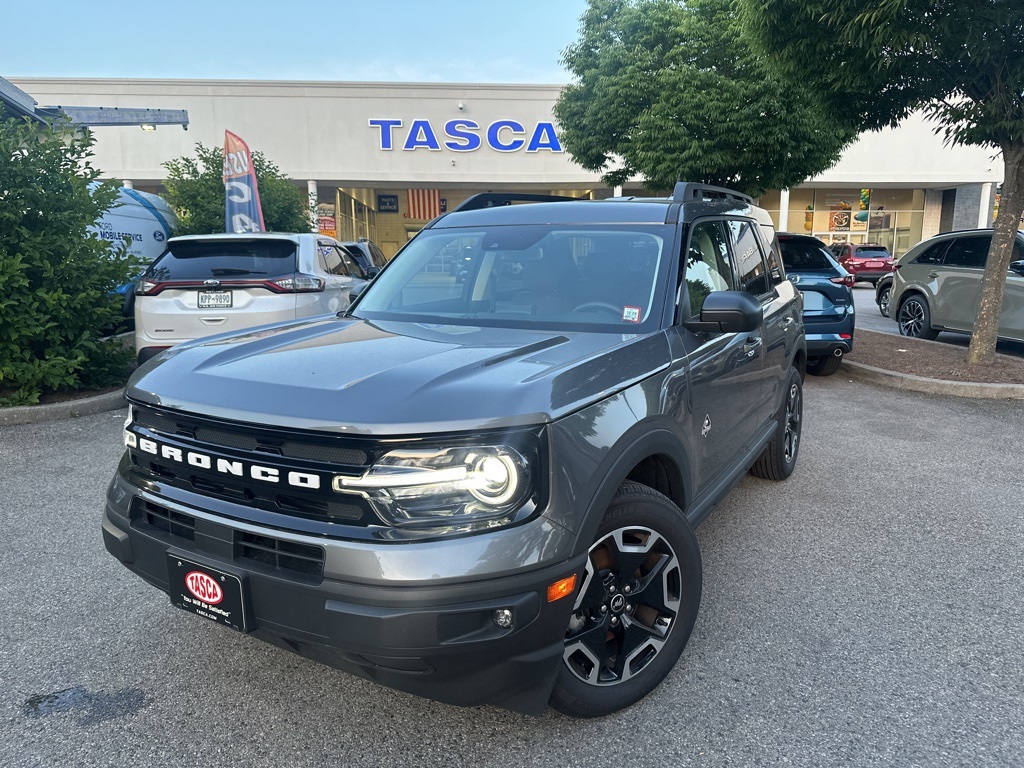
743, 336, 763, 357
780, 316, 794, 329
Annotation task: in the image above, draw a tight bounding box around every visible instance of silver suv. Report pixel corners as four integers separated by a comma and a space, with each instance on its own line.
890, 229, 1024, 341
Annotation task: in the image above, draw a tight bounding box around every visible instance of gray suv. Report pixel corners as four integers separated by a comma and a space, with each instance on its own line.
891, 228, 1024, 341
102, 184, 807, 717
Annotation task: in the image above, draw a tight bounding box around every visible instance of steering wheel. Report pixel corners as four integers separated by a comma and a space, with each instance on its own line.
574, 302, 622, 316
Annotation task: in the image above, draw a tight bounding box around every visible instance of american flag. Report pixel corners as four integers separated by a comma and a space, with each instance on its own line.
407, 189, 442, 220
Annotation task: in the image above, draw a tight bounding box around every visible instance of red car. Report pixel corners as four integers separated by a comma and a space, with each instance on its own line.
829, 242, 894, 285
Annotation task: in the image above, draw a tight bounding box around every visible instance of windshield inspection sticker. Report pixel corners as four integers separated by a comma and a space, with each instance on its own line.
622, 306, 642, 323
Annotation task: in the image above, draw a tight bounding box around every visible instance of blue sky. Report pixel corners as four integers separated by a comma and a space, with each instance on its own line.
4, 1, 590, 84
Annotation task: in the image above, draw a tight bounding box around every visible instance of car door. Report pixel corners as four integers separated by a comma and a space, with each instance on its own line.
668, 219, 765, 495
934, 236, 989, 331
999, 238, 1024, 341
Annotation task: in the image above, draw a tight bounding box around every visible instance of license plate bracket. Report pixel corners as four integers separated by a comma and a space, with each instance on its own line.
198, 290, 232, 309
167, 554, 249, 632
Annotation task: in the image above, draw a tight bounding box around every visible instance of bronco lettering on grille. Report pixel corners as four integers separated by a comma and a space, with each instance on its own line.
128, 430, 322, 490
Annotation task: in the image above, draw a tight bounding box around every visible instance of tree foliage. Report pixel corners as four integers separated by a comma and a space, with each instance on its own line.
740, 0, 1024, 366
0, 117, 137, 405
554, 0, 858, 195
163, 143, 309, 235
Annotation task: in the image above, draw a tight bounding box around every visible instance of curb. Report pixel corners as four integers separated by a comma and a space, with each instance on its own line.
0, 389, 126, 426
842, 361, 1024, 400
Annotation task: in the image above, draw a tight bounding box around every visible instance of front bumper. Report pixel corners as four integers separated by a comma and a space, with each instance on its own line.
103, 470, 584, 715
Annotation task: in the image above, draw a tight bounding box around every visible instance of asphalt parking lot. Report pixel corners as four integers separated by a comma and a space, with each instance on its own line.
2, 378, 1022, 768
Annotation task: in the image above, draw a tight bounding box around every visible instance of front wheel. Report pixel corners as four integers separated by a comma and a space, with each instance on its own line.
878, 284, 891, 317
897, 295, 939, 340
750, 367, 802, 481
550, 482, 701, 718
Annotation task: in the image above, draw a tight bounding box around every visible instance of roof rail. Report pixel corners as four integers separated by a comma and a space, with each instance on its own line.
672, 182, 753, 205
453, 192, 582, 213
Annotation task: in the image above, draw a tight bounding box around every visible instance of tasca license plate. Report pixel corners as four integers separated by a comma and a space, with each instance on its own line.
198, 290, 232, 309
167, 554, 249, 632
865, 261, 882, 268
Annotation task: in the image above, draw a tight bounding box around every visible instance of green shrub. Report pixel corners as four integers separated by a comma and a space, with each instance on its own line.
0, 117, 140, 405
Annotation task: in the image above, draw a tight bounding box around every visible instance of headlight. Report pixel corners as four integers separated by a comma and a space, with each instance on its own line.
333, 445, 532, 529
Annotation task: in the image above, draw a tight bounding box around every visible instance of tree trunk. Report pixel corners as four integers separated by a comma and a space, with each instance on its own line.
966, 142, 1024, 366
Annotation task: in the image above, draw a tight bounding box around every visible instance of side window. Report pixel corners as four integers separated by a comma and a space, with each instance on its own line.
727, 220, 771, 296
942, 237, 989, 269
683, 220, 733, 317
320, 245, 351, 276
369, 243, 388, 267
337, 247, 365, 278
913, 241, 950, 265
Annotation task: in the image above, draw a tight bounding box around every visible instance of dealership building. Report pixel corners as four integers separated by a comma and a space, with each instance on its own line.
10, 77, 1004, 258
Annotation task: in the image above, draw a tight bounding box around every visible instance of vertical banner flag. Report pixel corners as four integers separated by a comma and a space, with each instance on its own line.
223, 131, 266, 233
407, 189, 442, 220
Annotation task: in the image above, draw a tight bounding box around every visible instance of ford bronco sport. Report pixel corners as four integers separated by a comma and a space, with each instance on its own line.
103, 184, 807, 717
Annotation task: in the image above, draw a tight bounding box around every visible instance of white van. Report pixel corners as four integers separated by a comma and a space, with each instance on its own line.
91, 185, 177, 315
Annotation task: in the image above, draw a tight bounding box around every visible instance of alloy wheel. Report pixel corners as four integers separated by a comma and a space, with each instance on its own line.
784, 381, 801, 463
563, 526, 681, 686
899, 298, 926, 337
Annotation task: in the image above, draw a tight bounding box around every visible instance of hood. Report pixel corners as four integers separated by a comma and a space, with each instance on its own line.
126, 317, 670, 435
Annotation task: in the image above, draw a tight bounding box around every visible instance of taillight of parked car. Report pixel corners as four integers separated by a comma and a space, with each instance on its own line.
268, 274, 325, 293
830, 275, 855, 286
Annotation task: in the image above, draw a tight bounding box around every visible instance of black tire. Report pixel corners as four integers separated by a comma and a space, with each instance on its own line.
878, 284, 891, 317
897, 294, 939, 340
750, 367, 802, 481
550, 482, 701, 718
806, 354, 843, 377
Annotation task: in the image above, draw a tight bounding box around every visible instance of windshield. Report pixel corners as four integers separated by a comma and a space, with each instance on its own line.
149, 239, 297, 280
354, 225, 671, 331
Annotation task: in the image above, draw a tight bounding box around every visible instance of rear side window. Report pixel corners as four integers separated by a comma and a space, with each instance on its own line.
912, 241, 950, 265
369, 243, 388, 267
149, 240, 297, 280
854, 247, 890, 258
942, 237, 989, 269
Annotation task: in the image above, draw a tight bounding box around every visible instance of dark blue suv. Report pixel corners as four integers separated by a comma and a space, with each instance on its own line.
778, 234, 855, 376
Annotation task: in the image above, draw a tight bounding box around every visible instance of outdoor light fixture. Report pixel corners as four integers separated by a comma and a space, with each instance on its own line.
140, 124, 156, 132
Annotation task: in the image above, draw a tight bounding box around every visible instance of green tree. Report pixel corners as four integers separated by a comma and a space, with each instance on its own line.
163, 143, 309, 235
740, 0, 1024, 366
0, 117, 138, 405
554, 0, 858, 196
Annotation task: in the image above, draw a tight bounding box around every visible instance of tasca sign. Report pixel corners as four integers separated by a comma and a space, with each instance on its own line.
369, 119, 562, 153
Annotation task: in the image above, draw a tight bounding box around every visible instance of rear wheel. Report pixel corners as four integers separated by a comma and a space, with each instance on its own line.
806, 354, 843, 377
750, 367, 802, 481
550, 482, 701, 718
897, 295, 939, 339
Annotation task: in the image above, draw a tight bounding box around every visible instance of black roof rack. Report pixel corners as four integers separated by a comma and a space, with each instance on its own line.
453, 192, 582, 213
672, 182, 753, 205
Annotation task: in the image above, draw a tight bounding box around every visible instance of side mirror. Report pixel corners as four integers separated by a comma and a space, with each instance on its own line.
350, 281, 369, 300
366, 266, 381, 278
1010, 260, 1024, 277
683, 290, 763, 334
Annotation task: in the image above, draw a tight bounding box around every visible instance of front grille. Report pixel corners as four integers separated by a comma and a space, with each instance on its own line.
235, 532, 324, 577
129, 498, 325, 580
134, 406, 368, 466
128, 403, 379, 527
134, 499, 196, 541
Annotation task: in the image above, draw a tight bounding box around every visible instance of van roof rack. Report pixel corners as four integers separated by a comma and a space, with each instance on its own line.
453, 192, 582, 212
672, 182, 753, 205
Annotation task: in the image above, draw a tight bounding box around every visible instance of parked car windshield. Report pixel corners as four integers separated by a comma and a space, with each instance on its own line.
147, 239, 297, 281
354, 225, 671, 331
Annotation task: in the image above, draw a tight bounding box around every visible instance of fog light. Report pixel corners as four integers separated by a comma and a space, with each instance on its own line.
492, 609, 513, 629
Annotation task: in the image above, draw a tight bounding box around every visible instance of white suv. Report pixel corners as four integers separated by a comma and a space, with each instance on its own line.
135, 233, 367, 363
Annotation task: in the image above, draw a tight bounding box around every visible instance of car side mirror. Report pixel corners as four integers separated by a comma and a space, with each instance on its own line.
683, 290, 763, 334
366, 266, 381, 278
1010, 260, 1024, 277
350, 282, 369, 300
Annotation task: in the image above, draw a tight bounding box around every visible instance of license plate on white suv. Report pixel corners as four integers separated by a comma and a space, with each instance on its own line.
198, 290, 232, 308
